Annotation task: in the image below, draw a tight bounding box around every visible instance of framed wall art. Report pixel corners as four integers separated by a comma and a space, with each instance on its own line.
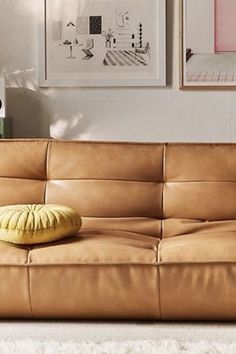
39, 0, 166, 87
180, 0, 236, 89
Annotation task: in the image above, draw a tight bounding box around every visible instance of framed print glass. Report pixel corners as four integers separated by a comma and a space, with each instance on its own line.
181, 0, 236, 89
39, 0, 166, 87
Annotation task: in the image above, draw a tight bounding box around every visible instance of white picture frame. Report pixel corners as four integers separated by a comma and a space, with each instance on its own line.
39, 0, 166, 87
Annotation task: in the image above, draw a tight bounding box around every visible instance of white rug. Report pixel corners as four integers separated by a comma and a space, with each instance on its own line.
1, 339, 236, 354
1, 321, 236, 354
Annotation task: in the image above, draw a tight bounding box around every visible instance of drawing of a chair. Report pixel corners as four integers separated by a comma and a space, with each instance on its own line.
82, 39, 94, 60
135, 42, 150, 58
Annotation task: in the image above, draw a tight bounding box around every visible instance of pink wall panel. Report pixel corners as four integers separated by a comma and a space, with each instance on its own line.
215, 0, 236, 52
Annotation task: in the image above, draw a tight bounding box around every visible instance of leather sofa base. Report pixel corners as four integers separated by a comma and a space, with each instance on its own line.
29, 265, 159, 319
0, 262, 235, 320
160, 263, 236, 321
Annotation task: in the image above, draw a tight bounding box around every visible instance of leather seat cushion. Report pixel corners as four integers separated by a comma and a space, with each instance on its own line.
159, 231, 236, 320
159, 232, 236, 263
158, 233, 236, 321
29, 230, 159, 265
0, 240, 28, 264
28, 230, 160, 319
0, 231, 160, 319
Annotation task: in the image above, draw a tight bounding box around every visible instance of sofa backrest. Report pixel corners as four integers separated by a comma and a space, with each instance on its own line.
163, 144, 236, 238
1, 140, 236, 238
0, 140, 47, 206
47, 141, 163, 237
0, 140, 163, 238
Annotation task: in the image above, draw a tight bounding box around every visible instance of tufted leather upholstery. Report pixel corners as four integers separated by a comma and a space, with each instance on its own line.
0, 140, 236, 319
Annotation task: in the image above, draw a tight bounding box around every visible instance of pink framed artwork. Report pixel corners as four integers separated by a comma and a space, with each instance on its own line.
180, 0, 236, 89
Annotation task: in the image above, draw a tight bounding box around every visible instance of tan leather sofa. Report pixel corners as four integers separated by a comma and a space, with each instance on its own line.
1, 139, 236, 320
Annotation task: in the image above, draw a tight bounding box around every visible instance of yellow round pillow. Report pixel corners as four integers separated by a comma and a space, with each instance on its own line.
0, 204, 81, 245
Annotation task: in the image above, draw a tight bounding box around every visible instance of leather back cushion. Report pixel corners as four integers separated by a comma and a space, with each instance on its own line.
46, 142, 164, 219
0, 140, 48, 206
163, 144, 236, 237
46, 142, 163, 237
164, 144, 236, 220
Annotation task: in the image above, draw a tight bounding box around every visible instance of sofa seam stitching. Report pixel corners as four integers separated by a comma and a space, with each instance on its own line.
50, 140, 165, 146
157, 240, 162, 319
157, 264, 162, 320
158, 240, 161, 263
47, 178, 163, 183
155, 240, 160, 319
161, 145, 166, 240
27, 248, 33, 318
0, 177, 46, 181
1, 260, 236, 266
2, 260, 236, 266
43, 141, 50, 203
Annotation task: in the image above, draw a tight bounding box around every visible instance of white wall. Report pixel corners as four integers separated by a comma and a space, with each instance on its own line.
186, 0, 215, 54
0, 0, 236, 142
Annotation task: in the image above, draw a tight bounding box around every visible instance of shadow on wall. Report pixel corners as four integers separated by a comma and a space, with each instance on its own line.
2, 67, 51, 138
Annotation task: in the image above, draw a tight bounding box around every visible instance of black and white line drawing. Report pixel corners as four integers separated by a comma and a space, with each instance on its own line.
52, 9, 152, 65
103, 50, 147, 66
114, 32, 135, 49
60, 40, 76, 59
102, 28, 116, 48
135, 42, 150, 59
42, 0, 167, 87
76, 17, 89, 35
51, 4, 152, 64
89, 16, 102, 34
116, 10, 130, 29
67, 21, 75, 27
138, 23, 143, 48
59, 39, 82, 59
82, 39, 95, 59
